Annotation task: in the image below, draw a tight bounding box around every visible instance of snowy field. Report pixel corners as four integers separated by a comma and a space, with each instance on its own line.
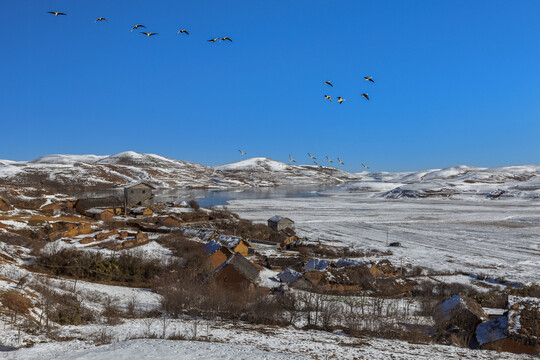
2, 320, 530, 360
226, 194, 540, 285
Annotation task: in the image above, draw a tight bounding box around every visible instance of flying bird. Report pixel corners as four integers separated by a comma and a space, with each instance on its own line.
364, 76, 374, 83
131, 24, 146, 32
289, 154, 296, 163
361, 93, 369, 101
95, 17, 107, 22
313, 161, 318, 166
207, 38, 219, 42
308, 153, 317, 160
338, 158, 345, 165
324, 95, 332, 102
141, 32, 158, 37
324, 81, 333, 87
47, 11, 67, 16
238, 150, 247, 155
177, 29, 189, 35
326, 156, 333, 163
337, 97, 345, 104
221, 37, 232, 42
362, 163, 370, 169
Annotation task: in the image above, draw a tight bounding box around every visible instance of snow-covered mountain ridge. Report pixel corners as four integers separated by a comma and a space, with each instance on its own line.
337, 164, 540, 200
0, 152, 360, 191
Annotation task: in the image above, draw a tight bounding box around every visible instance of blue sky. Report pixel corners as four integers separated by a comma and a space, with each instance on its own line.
0, 1, 538, 172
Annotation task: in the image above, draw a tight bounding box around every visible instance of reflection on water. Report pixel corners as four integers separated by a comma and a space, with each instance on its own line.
154, 185, 333, 207
72, 185, 335, 208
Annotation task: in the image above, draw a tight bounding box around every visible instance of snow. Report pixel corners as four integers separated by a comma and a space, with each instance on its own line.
225, 195, 540, 285
29, 154, 107, 164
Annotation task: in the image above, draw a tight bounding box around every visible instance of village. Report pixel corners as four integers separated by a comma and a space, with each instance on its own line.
0, 182, 538, 357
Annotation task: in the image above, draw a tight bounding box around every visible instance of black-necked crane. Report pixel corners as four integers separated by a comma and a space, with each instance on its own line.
131, 24, 146, 32
221, 37, 232, 42
289, 154, 296, 163
238, 149, 247, 155
361, 93, 369, 101
326, 156, 333, 163
338, 157, 345, 165
337, 97, 345, 104
324, 95, 332, 102
324, 81, 333, 87
47, 11, 67, 16
141, 32, 159, 37
364, 76, 374, 83
308, 153, 316, 160
177, 29, 189, 35
362, 163, 370, 169
95, 17, 107, 22
208, 38, 219, 42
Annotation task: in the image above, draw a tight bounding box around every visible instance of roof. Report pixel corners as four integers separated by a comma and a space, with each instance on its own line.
130, 207, 152, 214
476, 315, 508, 346
268, 215, 293, 223
76, 196, 123, 210
181, 228, 217, 242
124, 182, 155, 190
215, 235, 245, 250
276, 268, 302, 283
213, 253, 260, 282
336, 258, 372, 268
204, 239, 222, 254
304, 258, 331, 271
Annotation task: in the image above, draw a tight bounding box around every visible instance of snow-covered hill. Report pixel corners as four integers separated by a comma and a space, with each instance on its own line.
0, 152, 360, 191
338, 165, 540, 200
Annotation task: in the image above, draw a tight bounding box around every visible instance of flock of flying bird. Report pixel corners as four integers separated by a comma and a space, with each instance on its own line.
46, 10, 370, 171
237, 150, 369, 170
47, 11, 232, 42
323, 76, 374, 104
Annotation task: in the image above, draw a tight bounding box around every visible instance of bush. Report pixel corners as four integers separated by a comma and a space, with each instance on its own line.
188, 200, 200, 210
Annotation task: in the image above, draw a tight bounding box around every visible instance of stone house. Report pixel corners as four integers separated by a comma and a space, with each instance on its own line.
129, 206, 153, 218
124, 183, 155, 207
267, 216, 294, 232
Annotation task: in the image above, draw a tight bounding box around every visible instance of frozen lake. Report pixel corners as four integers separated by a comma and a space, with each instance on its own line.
224, 194, 540, 285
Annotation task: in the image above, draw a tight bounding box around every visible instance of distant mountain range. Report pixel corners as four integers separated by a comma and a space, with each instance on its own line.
0, 151, 359, 191
0, 152, 538, 199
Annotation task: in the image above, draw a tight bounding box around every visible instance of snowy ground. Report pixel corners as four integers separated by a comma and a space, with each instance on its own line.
226, 195, 540, 285
2, 319, 531, 360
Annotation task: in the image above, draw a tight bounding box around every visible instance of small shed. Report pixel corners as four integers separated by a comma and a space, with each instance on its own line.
267, 216, 294, 232
86, 208, 115, 222
304, 258, 331, 271
276, 268, 302, 283
207, 246, 233, 272
160, 216, 183, 228
124, 183, 155, 207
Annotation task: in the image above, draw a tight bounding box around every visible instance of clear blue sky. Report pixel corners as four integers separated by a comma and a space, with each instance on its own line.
1, 1, 538, 172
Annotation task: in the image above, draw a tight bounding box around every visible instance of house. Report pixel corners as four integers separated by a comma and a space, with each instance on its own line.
214, 235, 251, 256
267, 216, 294, 232
74, 197, 123, 217
268, 228, 298, 246
432, 294, 488, 346
86, 208, 115, 222
207, 246, 233, 272
180, 228, 218, 242
212, 253, 260, 287
129, 206, 153, 218
476, 296, 540, 355
336, 258, 372, 269
124, 183, 155, 207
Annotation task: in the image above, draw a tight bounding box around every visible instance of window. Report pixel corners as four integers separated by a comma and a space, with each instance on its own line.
142, 190, 146, 194
131, 190, 134, 194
